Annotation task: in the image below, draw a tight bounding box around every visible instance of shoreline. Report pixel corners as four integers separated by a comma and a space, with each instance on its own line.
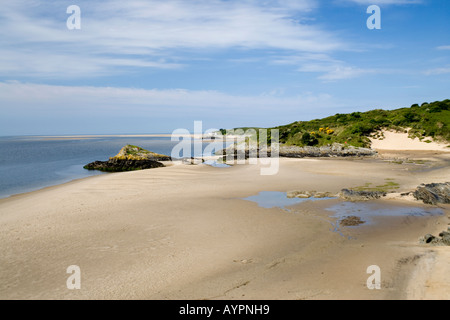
0, 173, 110, 203
2, 148, 448, 201
0, 154, 448, 300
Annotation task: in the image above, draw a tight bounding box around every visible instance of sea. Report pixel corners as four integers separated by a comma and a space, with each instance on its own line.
0, 135, 224, 199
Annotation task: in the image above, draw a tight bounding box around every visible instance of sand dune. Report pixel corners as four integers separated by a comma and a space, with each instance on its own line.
370, 130, 450, 152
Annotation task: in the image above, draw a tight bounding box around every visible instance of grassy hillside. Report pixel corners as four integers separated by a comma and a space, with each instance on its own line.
260, 99, 450, 148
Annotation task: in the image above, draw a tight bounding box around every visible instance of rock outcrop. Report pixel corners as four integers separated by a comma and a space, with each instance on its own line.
420, 228, 450, 246
111, 145, 171, 161
182, 157, 205, 165
216, 143, 377, 158
84, 145, 169, 172
84, 159, 165, 172
338, 189, 386, 201
215, 145, 270, 158
413, 182, 450, 205
287, 190, 336, 199
339, 216, 366, 227
279, 144, 377, 158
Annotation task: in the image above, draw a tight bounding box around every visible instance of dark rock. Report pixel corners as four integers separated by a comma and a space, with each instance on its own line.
182, 157, 205, 165
413, 182, 450, 205
112, 144, 171, 161
340, 216, 365, 227
339, 189, 386, 201
84, 159, 165, 172
84, 145, 170, 172
420, 230, 450, 246
439, 231, 450, 238
279, 144, 377, 158
442, 234, 450, 246
423, 234, 437, 244
287, 190, 336, 199
314, 192, 336, 199
438, 231, 450, 245
215, 145, 271, 159
216, 143, 377, 159
287, 190, 313, 199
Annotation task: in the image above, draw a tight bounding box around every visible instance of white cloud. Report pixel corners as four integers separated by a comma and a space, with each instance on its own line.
0, 0, 343, 78
424, 66, 450, 76
0, 81, 335, 114
247, 0, 319, 12
0, 81, 341, 133
437, 45, 450, 50
343, 0, 422, 5
0, 50, 182, 78
272, 53, 377, 81
318, 66, 377, 81
272, 53, 339, 66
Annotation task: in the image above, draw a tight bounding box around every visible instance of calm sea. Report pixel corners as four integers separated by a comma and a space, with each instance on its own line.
0, 135, 219, 199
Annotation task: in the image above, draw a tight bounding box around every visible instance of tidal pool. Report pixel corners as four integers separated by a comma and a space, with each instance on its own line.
203, 160, 231, 168
242, 191, 335, 209
326, 201, 443, 226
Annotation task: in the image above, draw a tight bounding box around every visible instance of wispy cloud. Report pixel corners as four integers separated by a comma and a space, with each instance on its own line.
437, 45, 450, 50
0, 81, 335, 116
424, 66, 450, 76
318, 66, 378, 81
342, 0, 423, 5
273, 53, 379, 81
0, 0, 344, 79
0, 81, 342, 134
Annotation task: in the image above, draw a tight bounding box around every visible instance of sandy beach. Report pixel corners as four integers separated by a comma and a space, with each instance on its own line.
370, 130, 450, 152
2, 0, 449, 304
0, 147, 449, 300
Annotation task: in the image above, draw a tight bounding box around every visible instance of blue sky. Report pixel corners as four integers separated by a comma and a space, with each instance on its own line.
0, 0, 449, 135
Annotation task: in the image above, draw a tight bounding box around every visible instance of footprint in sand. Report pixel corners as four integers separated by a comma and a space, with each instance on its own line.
233, 259, 253, 264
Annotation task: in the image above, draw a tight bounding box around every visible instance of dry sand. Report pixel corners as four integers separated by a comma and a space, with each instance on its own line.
370, 130, 450, 152
0, 153, 449, 300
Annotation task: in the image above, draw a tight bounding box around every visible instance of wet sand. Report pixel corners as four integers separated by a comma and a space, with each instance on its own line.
0, 152, 448, 300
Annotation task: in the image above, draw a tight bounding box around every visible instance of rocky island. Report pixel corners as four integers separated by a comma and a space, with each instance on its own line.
84, 145, 171, 172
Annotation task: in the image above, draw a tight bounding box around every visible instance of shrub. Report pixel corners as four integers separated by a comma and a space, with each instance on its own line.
350, 123, 374, 135
301, 132, 319, 146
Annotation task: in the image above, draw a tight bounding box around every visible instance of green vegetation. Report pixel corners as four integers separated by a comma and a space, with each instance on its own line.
277, 99, 449, 147
231, 99, 449, 148
405, 159, 429, 165
123, 145, 143, 155
84, 145, 168, 172
390, 159, 431, 165
352, 179, 400, 193
112, 144, 170, 160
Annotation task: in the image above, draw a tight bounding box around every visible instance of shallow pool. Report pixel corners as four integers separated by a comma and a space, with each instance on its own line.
242, 191, 335, 209
326, 201, 443, 226
203, 160, 231, 168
